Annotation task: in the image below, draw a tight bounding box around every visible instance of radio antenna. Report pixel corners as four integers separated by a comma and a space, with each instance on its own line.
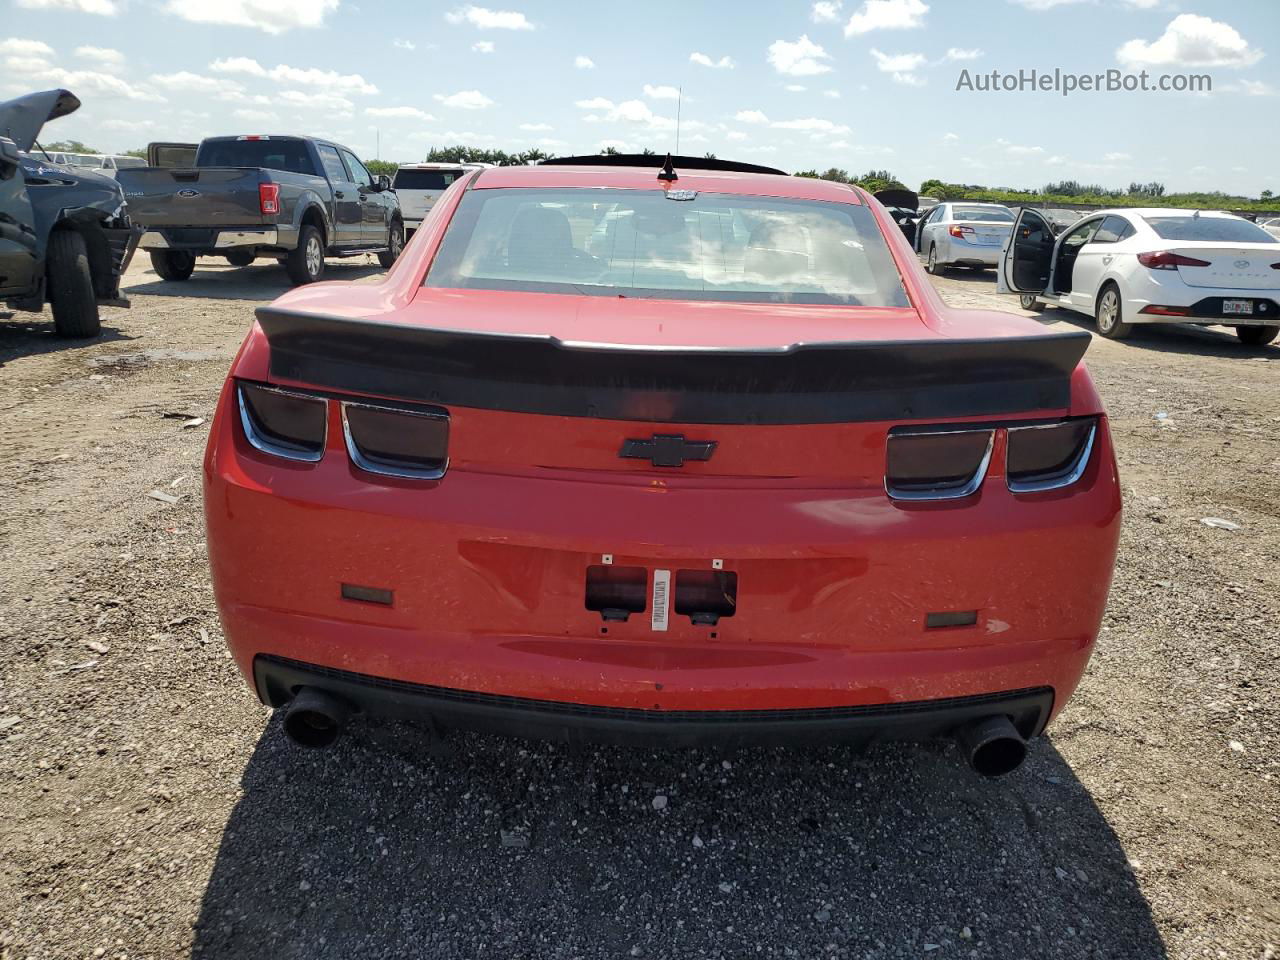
675, 86, 682, 155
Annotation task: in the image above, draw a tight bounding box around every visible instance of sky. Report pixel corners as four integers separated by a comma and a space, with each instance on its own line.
2, 0, 1277, 196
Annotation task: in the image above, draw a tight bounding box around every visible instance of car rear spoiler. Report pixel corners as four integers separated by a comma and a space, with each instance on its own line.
255, 307, 1090, 425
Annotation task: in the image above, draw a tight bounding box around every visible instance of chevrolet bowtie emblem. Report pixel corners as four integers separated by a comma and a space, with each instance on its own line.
619, 434, 717, 468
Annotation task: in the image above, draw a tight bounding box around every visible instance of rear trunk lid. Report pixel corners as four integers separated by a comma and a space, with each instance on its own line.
957, 220, 1012, 247
1170, 244, 1280, 290
116, 167, 267, 227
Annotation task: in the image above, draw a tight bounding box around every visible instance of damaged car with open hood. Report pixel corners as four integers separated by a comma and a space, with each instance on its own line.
0, 88, 140, 337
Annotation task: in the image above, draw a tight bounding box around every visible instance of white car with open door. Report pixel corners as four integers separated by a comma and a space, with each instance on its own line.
392, 162, 492, 237
916, 201, 1015, 273
998, 207, 1280, 346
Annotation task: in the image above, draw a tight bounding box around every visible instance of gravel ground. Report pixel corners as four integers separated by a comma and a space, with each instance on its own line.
1, 256, 1277, 960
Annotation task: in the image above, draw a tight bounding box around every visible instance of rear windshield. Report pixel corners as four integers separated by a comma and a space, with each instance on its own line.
394, 169, 463, 190
196, 139, 318, 176
113, 156, 145, 168
953, 206, 1014, 223
1142, 215, 1277, 243
426, 188, 909, 306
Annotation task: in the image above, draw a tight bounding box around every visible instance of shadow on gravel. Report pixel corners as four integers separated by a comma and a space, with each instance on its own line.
191, 720, 1167, 960
0, 319, 135, 367
1038, 308, 1280, 359
125, 261, 386, 302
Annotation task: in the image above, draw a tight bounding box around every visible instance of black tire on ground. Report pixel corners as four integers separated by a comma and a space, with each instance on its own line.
1236, 325, 1279, 346
1019, 293, 1045, 312
1095, 282, 1133, 340
925, 243, 943, 275
46, 230, 100, 338
150, 250, 196, 281
377, 219, 404, 269
286, 225, 325, 285
225, 250, 256, 267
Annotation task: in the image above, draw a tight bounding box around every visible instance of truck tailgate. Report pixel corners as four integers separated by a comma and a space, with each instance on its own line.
117, 167, 267, 227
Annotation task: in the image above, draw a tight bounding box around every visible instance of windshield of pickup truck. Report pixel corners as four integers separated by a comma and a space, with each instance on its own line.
426, 187, 910, 306
195, 139, 318, 176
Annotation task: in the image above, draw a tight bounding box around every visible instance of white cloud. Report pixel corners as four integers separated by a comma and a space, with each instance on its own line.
367, 106, 437, 120
32, 66, 163, 101
690, 51, 735, 69
393, 38, 416, 50
0, 38, 54, 56
433, 89, 496, 109
643, 84, 681, 100
943, 47, 982, 61
534, 137, 567, 148
1103, 151, 1131, 161
14, 0, 117, 14
870, 48, 927, 85
232, 108, 279, 123
744, 145, 778, 155
844, 0, 928, 36
768, 35, 832, 76
150, 70, 244, 95
574, 55, 595, 69
726, 130, 747, 141
597, 139, 637, 152
445, 5, 534, 29
100, 117, 156, 131
208, 58, 378, 94
1117, 14, 1261, 68
823, 89, 841, 98
575, 96, 615, 109
74, 45, 123, 68
472, 40, 495, 53
1235, 79, 1274, 96
602, 99, 674, 131
784, 84, 807, 92
163, 0, 338, 33
771, 117, 851, 135
279, 89, 354, 113
996, 137, 1044, 155
519, 122, 553, 131
942, 131, 959, 141
735, 109, 769, 124
811, 1, 841, 22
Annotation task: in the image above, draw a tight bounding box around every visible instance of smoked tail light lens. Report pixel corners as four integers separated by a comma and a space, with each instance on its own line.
1006, 418, 1096, 493
1137, 251, 1210, 270
885, 428, 994, 501
342, 401, 449, 479
237, 383, 327, 462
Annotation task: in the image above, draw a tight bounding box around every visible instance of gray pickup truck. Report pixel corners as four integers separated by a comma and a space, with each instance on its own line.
117, 135, 403, 285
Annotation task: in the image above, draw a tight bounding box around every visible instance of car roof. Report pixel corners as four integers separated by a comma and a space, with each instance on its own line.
1093, 207, 1243, 219
471, 164, 864, 203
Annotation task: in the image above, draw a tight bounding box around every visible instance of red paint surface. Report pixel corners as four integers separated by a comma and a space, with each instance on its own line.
204, 167, 1122, 720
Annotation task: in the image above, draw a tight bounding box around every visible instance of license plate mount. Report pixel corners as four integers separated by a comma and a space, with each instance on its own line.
1223, 299, 1254, 316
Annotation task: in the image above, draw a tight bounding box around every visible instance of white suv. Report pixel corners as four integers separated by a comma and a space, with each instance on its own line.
392, 162, 492, 236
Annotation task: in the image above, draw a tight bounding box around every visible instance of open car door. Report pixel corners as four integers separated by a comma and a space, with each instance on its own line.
997, 207, 1055, 295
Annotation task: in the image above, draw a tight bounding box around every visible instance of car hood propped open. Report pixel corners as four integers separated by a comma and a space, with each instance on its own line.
0, 88, 80, 153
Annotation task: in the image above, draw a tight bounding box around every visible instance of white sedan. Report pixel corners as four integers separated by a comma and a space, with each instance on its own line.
915, 202, 1015, 273
997, 207, 1280, 346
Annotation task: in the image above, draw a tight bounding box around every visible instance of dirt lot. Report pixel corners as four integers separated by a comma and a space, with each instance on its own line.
1, 256, 1277, 960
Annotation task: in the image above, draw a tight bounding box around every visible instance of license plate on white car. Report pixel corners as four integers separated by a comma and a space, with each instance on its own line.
1223, 299, 1254, 315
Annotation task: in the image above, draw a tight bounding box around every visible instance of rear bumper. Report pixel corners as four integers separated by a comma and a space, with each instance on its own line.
255, 653, 1055, 747
140, 227, 280, 251
1132, 294, 1280, 325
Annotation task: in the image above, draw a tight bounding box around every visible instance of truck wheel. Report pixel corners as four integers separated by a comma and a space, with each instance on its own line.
1095, 283, 1133, 340
377, 219, 404, 268
225, 251, 256, 267
286, 225, 325, 285
1236, 325, 1279, 346
47, 230, 101, 338
150, 250, 196, 281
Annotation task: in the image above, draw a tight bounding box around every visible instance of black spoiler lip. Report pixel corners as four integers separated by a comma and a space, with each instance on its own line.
255, 306, 1090, 426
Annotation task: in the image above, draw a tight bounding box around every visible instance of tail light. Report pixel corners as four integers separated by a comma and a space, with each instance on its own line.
1139, 305, 1191, 316
1137, 251, 1210, 270
949, 225, 975, 238
1006, 418, 1096, 493
342, 401, 449, 479
259, 182, 280, 215
237, 383, 327, 462
885, 428, 994, 501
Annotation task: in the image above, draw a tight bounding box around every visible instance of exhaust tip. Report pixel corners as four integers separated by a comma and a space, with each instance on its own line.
282, 686, 352, 748
956, 715, 1028, 778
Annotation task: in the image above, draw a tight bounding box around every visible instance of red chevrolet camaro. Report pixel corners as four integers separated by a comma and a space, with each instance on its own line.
203, 155, 1121, 776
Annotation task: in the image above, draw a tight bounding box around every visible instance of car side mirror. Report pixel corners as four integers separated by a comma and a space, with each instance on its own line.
0, 137, 20, 181
375, 174, 392, 192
